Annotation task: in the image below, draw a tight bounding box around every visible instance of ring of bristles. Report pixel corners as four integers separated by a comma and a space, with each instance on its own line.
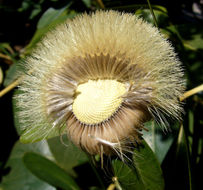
16, 11, 185, 161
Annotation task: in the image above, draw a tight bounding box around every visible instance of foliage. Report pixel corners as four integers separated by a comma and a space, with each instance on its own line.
0, 0, 202, 190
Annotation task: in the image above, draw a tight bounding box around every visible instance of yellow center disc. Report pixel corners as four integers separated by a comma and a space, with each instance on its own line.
72, 79, 126, 124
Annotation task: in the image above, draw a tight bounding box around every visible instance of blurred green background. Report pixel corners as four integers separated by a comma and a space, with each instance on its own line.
0, 0, 202, 190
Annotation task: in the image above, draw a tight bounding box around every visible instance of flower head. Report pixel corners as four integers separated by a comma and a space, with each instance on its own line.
16, 11, 185, 156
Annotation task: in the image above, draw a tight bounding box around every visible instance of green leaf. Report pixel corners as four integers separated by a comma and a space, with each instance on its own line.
183, 33, 203, 50
13, 88, 65, 140
162, 125, 193, 190
12, 89, 22, 135
175, 23, 203, 50
112, 159, 144, 190
37, 6, 68, 29
112, 140, 164, 190
19, 124, 66, 143
143, 121, 175, 163
29, 4, 42, 20
133, 140, 164, 190
47, 136, 88, 177
25, 2, 76, 54
23, 152, 80, 190
175, 125, 192, 190
3, 55, 25, 87
3, 62, 19, 86
0, 141, 55, 190
13, 90, 66, 143
82, 0, 91, 8
135, 8, 169, 27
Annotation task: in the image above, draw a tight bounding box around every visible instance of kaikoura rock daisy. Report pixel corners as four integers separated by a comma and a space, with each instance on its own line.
16, 10, 185, 156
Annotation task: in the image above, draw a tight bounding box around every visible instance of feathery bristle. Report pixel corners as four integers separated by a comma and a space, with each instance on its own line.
16, 10, 185, 156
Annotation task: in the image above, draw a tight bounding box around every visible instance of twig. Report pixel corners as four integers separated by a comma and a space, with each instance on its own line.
180, 84, 203, 101
112, 177, 122, 190
0, 77, 22, 97
0, 67, 3, 85
146, 0, 158, 28
97, 0, 105, 9
0, 68, 33, 97
0, 52, 12, 61
107, 184, 116, 190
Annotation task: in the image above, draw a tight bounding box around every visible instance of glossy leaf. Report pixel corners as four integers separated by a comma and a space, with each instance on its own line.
135, 8, 169, 27
12, 89, 23, 135
0, 141, 55, 190
19, 124, 66, 143
82, 0, 91, 8
25, 3, 76, 54
37, 6, 69, 29
162, 125, 193, 190
143, 121, 175, 163
1, 43, 20, 86
176, 23, 203, 50
13, 90, 66, 143
112, 140, 164, 190
175, 125, 192, 190
23, 152, 80, 190
133, 140, 164, 190
112, 159, 144, 190
47, 136, 88, 177
3, 62, 19, 86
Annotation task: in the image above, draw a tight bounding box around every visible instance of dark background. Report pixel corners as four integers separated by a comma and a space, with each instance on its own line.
0, 0, 203, 189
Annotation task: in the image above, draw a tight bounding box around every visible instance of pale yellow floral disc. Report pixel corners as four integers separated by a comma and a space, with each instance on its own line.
72, 79, 126, 124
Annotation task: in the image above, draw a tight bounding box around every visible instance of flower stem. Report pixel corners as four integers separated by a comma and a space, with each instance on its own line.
107, 184, 116, 190
0, 77, 22, 97
0, 52, 12, 61
0, 69, 33, 97
180, 84, 203, 101
146, 0, 158, 28
97, 0, 105, 9
112, 177, 122, 190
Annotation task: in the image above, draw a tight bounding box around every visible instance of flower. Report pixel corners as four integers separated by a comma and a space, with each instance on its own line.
16, 11, 185, 157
